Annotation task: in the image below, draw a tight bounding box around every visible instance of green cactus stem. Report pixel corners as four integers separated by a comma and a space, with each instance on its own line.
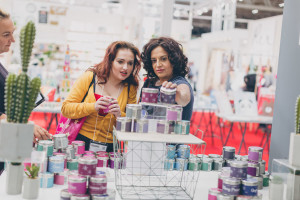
295, 95, 300, 134
14, 73, 29, 123
4, 74, 17, 122
20, 21, 36, 73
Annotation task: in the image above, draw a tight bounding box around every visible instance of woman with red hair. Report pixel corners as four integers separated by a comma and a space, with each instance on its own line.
61, 41, 141, 152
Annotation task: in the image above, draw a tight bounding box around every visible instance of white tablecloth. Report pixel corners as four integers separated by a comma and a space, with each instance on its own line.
0, 169, 269, 199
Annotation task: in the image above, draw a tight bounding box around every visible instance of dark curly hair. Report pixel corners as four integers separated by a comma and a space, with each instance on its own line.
141, 37, 189, 80
89, 41, 141, 86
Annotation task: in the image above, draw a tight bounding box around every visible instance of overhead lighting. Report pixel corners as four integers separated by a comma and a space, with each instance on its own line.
279, 3, 284, 7
203, 7, 208, 13
174, 9, 180, 17
239, 0, 243, 1
252, 9, 258, 14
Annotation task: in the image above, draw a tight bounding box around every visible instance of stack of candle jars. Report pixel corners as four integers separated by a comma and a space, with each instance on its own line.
164, 144, 193, 171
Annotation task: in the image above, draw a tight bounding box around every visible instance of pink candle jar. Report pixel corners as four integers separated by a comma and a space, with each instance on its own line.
160, 87, 176, 104
54, 170, 68, 185
142, 88, 159, 103
208, 188, 221, 200
72, 141, 85, 154
68, 175, 87, 195
97, 154, 109, 168
166, 106, 182, 121
78, 157, 97, 176
89, 174, 107, 195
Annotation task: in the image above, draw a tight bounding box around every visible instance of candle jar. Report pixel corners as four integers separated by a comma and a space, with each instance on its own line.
197, 154, 209, 160
65, 145, 75, 160
208, 188, 221, 200
40, 172, 54, 188
175, 120, 190, 135
247, 161, 260, 177
164, 158, 175, 171
248, 146, 263, 162
259, 160, 266, 175
252, 176, 263, 190
177, 145, 190, 159
53, 152, 67, 169
218, 173, 230, 190
72, 141, 85, 155
213, 158, 224, 171
60, 188, 71, 200
37, 140, 54, 157
222, 146, 235, 160
157, 120, 175, 134
230, 161, 248, 180
142, 88, 159, 103
126, 104, 142, 119
89, 174, 107, 195
241, 178, 258, 196
166, 145, 176, 159
217, 194, 235, 200
201, 158, 213, 171
175, 158, 188, 171
67, 159, 78, 171
262, 171, 270, 187
68, 175, 87, 195
166, 106, 182, 121
209, 154, 221, 159
91, 195, 109, 200
78, 157, 97, 176
222, 177, 241, 196
97, 154, 109, 168
53, 134, 68, 150
54, 170, 68, 185
48, 156, 64, 173
188, 157, 199, 171
133, 119, 148, 133
224, 160, 233, 167
160, 87, 176, 104
116, 117, 132, 132
70, 194, 90, 200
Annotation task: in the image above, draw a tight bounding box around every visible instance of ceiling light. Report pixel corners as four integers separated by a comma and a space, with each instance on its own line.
239, 0, 243, 2
174, 10, 180, 17
252, 9, 258, 14
203, 7, 208, 13
279, 3, 284, 7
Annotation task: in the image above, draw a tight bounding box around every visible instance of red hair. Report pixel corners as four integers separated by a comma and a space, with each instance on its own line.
89, 41, 141, 86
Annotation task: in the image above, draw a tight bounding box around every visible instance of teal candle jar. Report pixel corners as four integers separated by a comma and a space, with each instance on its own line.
37, 140, 54, 157
196, 154, 208, 161
262, 171, 269, 187
174, 121, 182, 134
67, 159, 78, 171
181, 120, 190, 135
166, 145, 176, 159
188, 157, 199, 171
213, 158, 224, 171
201, 158, 213, 171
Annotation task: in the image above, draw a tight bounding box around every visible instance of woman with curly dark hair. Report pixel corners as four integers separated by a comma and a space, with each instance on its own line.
141, 37, 194, 120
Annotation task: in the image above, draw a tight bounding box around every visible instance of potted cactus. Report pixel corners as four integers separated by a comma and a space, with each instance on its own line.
0, 21, 41, 195
289, 95, 300, 167
23, 164, 40, 199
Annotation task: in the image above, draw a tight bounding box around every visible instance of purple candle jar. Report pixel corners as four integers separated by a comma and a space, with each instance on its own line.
60, 188, 71, 200
97, 154, 109, 168
230, 161, 248, 179
208, 188, 221, 200
116, 117, 132, 132
222, 177, 241, 196
160, 87, 176, 104
89, 174, 107, 195
78, 157, 97, 176
166, 106, 182, 121
222, 146, 235, 160
156, 120, 175, 134
133, 119, 148, 133
72, 141, 85, 155
126, 104, 142, 119
241, 178, 258, 196
247, 161, 260, 177
142, 88, 159, 103
68, 175, 87, 195
157, 120, 166, 134
248, 146, 263, 162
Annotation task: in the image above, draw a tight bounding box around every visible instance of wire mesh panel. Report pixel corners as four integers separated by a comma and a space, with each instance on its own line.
113, 131, 206, 200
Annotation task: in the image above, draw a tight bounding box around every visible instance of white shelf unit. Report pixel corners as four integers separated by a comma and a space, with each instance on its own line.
113, 130, 206, 200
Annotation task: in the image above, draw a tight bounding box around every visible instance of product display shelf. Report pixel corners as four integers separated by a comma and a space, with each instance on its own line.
270, 159, 300, 200
113, 129, 206, 200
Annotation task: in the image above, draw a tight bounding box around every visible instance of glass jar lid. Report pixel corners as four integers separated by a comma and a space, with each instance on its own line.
116, 117, 132, 123
223, 177, 241, 185
39, 140, 54, 146
248, 146, 263, 152
90, 174, 107, 183
53, 134, 67, 139
142, 88, 159, 94
230, 161, 248, 168
68, 175, 86, 183
223, 146, 235, 152
160, 86, 176, 95
78, 157, 97, 165
242, 178, 258, 186
60, 188, 71, 198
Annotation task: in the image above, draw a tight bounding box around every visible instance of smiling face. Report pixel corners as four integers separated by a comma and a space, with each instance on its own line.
151, 46, 173, 83
0, 18, 15, 54
110, 48, 135, 82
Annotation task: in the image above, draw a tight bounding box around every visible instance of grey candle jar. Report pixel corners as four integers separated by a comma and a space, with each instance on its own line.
116, 117, 132, 132
126, 104, 142, 119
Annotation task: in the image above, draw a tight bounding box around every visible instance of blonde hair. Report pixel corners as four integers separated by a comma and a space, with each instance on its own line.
0, 9, 10, 20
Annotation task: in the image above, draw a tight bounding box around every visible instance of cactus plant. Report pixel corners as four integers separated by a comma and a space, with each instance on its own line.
295, 95, 300, 134
25, 164, 40, 179
4, 21, 41, 123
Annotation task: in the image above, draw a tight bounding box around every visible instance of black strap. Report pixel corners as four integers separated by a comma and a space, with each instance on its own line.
82, 73, 95, 103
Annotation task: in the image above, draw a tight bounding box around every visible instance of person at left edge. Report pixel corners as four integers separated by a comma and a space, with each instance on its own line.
61, 41, 141, 152
0, 9, 51, 175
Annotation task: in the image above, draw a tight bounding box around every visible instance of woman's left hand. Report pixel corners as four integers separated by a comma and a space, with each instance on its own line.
108, 99, 121, 118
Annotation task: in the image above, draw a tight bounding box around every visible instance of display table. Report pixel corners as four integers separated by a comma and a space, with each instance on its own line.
0, 169, 269, 199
